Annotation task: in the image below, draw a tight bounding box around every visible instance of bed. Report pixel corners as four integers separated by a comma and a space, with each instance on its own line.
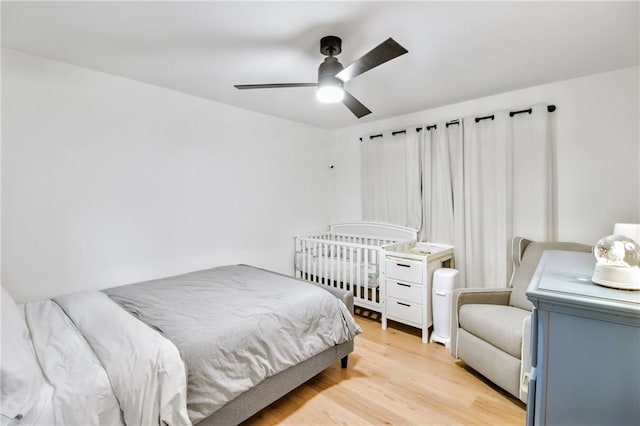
1, 265, 361, 426
294, 222, 417, 315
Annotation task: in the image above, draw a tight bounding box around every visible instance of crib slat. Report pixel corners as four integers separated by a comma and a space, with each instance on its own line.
300, 240, 309, 280
363, 247, 369, 301
336, 244, 342, 289
324, 241, 330, 286
347, 246, 355, 290
318, 240, 327, 284
331, 238, 336, 286
314, 241, 320, 283
355, 247, 362, 299
318, 241, 322, 284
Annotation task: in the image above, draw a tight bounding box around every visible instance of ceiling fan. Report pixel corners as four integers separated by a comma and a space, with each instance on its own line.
234, 36, 408, 119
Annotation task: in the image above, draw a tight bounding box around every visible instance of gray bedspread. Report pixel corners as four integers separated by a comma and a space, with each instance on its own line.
103, 264, 361, 423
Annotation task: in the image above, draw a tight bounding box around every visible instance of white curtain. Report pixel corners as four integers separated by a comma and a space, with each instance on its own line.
419, 124, 455, 244
405, 130, 422, 230
361, 104, 553, 288
463, 112, 511, 288
511, 104, 555, 241
419, 128, 432, 242
420, 122, 467, 286
448, 123, 466, 288
461, 104, 554, 288
361, 130, 421, 229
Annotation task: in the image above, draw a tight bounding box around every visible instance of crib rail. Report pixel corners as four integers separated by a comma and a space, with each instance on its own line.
294, 232, 401, 311
295, 231, 397, 248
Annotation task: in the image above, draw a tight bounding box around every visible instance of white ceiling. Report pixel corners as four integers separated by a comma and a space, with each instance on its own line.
2, 1, 638, 129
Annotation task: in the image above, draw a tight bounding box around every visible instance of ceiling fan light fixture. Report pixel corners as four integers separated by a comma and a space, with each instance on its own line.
316, 85, 344, 103
316, 77, 344, 103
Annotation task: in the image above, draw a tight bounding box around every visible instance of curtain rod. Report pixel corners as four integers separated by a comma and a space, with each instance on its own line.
361, 104, 557, 139
424, 104, 557, 132
358, 133, 383, 141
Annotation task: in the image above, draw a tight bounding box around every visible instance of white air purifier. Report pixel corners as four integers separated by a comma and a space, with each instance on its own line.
430, 268, 459, 347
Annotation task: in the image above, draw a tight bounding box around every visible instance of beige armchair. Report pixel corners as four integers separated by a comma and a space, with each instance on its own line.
450, 237, 592, 402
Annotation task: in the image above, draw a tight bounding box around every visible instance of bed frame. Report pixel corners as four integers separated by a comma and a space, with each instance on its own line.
198, 284, 355, 425
294, 222, 417, 316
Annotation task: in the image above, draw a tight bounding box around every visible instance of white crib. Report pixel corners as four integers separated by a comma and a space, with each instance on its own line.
294, 222, 417, 313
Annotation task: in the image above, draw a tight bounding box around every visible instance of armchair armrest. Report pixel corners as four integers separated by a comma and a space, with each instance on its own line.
449, 288, 512, 358
454, 288, 512, 313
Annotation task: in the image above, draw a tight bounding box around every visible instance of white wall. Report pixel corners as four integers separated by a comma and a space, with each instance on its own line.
2, 48, 332, 302
329, 66, 640, 245
3, 48, 638, 302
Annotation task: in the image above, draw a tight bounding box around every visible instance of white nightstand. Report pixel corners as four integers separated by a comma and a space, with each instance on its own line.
383, 243, 454, 343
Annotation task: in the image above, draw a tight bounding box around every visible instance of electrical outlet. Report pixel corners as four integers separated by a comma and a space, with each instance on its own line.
521, 372, 530, 393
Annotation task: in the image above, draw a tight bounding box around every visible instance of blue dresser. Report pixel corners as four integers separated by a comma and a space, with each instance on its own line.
526, 250, 640, 426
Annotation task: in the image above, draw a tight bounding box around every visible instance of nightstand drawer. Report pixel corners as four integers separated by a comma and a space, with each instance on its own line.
385, 258, 423, 283
386, 297, 422, 326
386, 280, 422, 304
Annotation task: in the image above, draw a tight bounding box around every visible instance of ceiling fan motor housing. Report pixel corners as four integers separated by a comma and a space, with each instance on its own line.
320, 35, 342, 56
318, 56, 344, 86
318, 36, 344, 86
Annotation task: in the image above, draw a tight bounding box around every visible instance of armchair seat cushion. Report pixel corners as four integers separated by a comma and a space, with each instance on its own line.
458, 304, 530, 359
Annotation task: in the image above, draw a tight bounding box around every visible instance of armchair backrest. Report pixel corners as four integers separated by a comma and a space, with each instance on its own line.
509, 238, 593, 310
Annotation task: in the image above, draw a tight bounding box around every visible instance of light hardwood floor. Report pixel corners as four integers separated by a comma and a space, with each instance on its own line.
244, 313, 525, 425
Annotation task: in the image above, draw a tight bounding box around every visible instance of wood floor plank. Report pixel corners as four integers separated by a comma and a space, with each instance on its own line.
244, 315, 525, 425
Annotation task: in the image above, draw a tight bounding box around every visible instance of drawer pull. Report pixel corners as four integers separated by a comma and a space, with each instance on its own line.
397, 283, 411, 287
396, 263, 411, 268
396, 301, 411, 307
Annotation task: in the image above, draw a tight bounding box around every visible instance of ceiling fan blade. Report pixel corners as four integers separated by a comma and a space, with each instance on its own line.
336, 38, 408, 82
342, 90, 372, 119
234, 83, 317, 89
